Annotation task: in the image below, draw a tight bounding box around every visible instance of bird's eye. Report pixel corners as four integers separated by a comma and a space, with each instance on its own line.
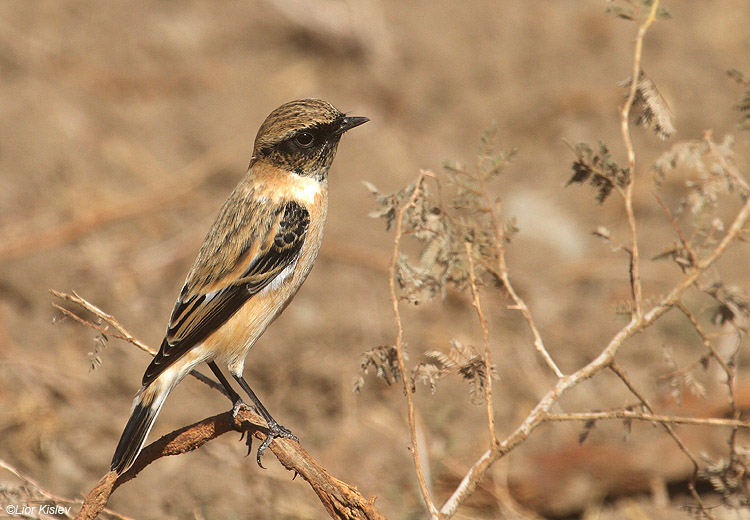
294, 131, 315, 148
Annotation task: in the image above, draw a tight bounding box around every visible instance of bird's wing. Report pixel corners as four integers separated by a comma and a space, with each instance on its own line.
142, 200, 310, 385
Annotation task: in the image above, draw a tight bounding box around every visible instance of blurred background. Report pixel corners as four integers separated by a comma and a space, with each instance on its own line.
1, 1, 749, 518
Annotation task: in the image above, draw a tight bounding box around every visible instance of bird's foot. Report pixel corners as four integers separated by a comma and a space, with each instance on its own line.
231, 399, 255, 453
231, 398, 248, 419
231, 399, 298, 468
255, 421, 298, 469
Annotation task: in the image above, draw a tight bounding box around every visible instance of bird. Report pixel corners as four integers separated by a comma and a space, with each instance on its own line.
110, 98, 368, 475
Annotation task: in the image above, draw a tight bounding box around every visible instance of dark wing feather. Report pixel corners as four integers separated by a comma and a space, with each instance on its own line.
142, 200, 310, 385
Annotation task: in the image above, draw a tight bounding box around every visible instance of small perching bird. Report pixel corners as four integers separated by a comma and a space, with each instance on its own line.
111, 99, 368, 474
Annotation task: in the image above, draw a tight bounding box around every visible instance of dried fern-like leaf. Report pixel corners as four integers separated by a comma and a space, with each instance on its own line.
700, 453, 750, 509
411, 362, 443, 394
416, 340, 498, 403
88, 334, 108, 372
622, 71, 676, 140
703, 282, 750, 327
684, 371, 707, 399
727, 68, 750, 131
354, 345, 403, 392
567, 141, 630, 203
368, 129, 516, 306
365, 180, 420, 231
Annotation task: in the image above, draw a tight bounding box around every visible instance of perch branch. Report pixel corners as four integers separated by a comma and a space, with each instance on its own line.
51, 290, 386, 520
75, 408, 386, 520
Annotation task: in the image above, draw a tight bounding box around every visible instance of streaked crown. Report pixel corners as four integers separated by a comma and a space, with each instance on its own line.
251, 98, 368, 180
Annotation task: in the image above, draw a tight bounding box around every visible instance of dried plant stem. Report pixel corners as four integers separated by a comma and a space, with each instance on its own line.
620, 0, 660, 318
675, 302, 736, 406
461, 143, 561, 377
438, 191, 750, 518
494, 234, 563, 378
50, 290, 226, 396
464, 241, 497, 444
480, 192, 562, 377
610, 363, 701, 468
51, 290, 154, 356
677, 300, 744, 505
610, 363, 719, 519
0, 459, 134, 520
545, 411, 750, 428
388, 170, 438, 516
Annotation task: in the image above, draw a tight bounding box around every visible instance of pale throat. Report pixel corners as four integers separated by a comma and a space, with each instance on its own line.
286, 172, 325, 205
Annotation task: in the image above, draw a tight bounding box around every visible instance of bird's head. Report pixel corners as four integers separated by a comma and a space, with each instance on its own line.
251, 98, 369, 180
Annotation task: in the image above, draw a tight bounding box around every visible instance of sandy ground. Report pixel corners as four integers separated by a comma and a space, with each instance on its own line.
1, 2, 749, 519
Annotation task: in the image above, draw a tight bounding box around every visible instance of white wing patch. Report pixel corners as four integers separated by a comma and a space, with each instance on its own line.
258, 258, 298, 295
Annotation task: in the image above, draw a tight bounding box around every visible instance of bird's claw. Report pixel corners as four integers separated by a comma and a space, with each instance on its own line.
255, 422, 298, 469
230, 399, 297, 469
231, 399, 248, 419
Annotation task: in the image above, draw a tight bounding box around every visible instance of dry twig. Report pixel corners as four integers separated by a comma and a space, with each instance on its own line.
50, 290, 226, 395
544, 411, 750, 429
464, 241, 497, 445
438, 99, 750, 520
387, 169, 439, 516
619, 0, 661, 318
0, 459, 133, 520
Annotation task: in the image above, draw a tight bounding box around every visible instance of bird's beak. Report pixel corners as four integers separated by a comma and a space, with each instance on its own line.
335, 115, 369, 135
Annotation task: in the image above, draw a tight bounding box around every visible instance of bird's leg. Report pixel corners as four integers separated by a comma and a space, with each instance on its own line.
207, 361, 243, 408
207, 362, 256, 451
232, 374, 298, 468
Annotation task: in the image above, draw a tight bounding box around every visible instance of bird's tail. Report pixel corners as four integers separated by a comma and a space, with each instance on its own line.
110, 380, 171, 474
